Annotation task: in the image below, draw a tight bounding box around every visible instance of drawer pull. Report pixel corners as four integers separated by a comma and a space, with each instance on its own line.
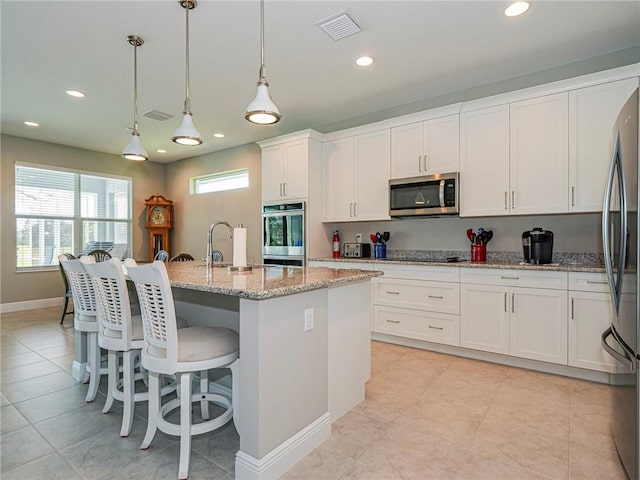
386, 319, 400, 324
386, 291, 401, 295
428, 295, 444, 299
571, 297, 574, 319
586, 280, 608, 285
501, 276, 520, 280
428, 325, 444, 330
512, 292, 515, 313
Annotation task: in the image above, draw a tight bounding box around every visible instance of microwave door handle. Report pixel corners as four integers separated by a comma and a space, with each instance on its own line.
601, 327, 635, 370
602, 133, 619, 313
439, 180, 445, 207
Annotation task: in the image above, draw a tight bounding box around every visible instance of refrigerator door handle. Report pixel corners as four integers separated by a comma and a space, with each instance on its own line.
601, 327, 635, 371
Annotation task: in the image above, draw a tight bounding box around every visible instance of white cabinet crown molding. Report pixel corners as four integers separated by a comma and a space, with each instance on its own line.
460, 63, 640, 113
256, 129, 324, 149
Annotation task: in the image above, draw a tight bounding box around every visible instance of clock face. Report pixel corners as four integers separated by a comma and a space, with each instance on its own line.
151, 206, 166, 225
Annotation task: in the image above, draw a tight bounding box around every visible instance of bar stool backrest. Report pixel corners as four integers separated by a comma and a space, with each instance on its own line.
83, 258, 134, 351
61, 256, 97, 320
127, 261, 179, 373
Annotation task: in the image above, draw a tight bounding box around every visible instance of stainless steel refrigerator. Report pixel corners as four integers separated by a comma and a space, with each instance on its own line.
601, 87, 640, 480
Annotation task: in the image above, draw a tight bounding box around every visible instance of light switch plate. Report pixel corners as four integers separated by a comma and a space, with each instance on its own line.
304, 308, 314, 331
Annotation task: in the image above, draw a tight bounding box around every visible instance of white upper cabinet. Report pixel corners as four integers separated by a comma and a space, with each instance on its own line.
391, 115, 459, 179
460, 104, 510, 217
261, 138, 311, 203
510, 92, 569, 215
322, 130, 390, 222
569, 78, 639, 212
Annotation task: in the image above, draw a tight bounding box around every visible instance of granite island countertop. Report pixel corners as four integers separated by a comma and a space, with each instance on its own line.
164, 261, 382, 300
309, 257, 608, 273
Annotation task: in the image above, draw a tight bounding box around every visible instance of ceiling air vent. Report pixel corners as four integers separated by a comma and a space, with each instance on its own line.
142, 110, 173, 121
316, 10, 361, 41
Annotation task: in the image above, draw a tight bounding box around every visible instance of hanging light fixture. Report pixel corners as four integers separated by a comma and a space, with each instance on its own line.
122, 35, 148, 161
172, 0, 202, 146
245, 0, 281, 125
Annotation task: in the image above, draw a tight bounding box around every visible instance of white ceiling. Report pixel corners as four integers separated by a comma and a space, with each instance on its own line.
2, 1, 639, 164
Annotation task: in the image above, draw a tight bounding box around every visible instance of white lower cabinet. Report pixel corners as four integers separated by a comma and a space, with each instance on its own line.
374, 305, 459, 346
509, 286, 568, 365
568, 291, 615, 373
460, 268, 568, 365
460, 283, 509, 354
372, 266, 460, 347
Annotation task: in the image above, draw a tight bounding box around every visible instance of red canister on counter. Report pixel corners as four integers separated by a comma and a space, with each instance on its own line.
332, 230, 340, 258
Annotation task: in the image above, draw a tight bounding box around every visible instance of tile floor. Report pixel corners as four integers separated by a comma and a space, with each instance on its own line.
0, 306, 629, 480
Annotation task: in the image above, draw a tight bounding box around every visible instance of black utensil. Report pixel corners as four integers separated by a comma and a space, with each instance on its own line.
382, 232, 390, 244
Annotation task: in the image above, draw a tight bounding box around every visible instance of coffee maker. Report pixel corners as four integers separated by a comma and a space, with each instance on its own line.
522, 228, 554, 264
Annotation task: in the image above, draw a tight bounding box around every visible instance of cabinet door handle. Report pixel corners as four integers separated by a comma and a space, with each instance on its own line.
354, 202, 358, 217
279, 183, 283, 196
283, 182, 287, 196
571, 297, 574, 319
504, 191, 508, 210
511, 191, 515, 210
586, 280, 608, 285
428, 325, 444, 330
504, 292, 507, 312
349, 203, 353, 217
423, 154, 427, 172
428, 295, 444, 299
418, 155, 422, 172
571, 186, 575, 207
386, 290, 400, 295
501, 276, 519, 280
511, 292, 515, 313
386, 319, 400, 324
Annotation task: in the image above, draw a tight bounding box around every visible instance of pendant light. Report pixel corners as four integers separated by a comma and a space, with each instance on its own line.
122, 35, 148, 161
245, 0, 281, 125
172, 0, 202, 146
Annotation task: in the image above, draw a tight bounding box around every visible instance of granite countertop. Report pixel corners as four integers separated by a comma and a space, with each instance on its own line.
309, 256, 607, 273
165, 262, 382, 300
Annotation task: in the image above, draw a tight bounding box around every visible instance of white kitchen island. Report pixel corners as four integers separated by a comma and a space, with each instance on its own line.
160, 262, 380, 480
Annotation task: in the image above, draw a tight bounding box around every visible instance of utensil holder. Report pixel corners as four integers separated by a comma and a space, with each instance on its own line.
471, 244, 486, 263
374, 244, 387, 259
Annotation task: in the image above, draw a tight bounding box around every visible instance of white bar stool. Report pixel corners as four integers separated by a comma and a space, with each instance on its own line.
128, 261, 239, 480
83, 257, 172, 437
59, 255, 102, 403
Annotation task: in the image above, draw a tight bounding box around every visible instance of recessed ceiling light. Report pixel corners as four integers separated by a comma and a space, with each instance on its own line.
214, 133, 225, 138
24, 121, 39, 127
504, 1, 530, 17
356, 56, 374, 67
156, 149, 167, 153
66, 90, 86, 98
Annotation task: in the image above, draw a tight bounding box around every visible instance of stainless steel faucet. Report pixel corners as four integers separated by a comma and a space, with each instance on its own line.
206, 221, 234, 267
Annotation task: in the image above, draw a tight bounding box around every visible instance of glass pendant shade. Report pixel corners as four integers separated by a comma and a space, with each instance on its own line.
122, 132, 148, 161
245, 82, 281, 125
172, 112, 202, 145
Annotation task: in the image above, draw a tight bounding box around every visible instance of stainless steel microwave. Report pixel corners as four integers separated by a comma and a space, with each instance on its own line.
389, 172, 459, 217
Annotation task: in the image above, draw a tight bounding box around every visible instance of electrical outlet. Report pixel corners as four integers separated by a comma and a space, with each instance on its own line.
304, 308, 314, 332
355, 233, 362, 243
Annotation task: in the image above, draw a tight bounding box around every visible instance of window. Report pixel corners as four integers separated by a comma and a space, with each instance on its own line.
15, 163, 132, 269
190, 168, 249, 194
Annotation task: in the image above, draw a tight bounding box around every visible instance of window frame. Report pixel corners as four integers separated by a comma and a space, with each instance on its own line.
190, 168, 250, 195
14, 162, 133, 272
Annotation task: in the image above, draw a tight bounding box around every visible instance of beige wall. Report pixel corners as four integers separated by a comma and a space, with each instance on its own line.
1, 134, 165, 304
164, 143, 262, 264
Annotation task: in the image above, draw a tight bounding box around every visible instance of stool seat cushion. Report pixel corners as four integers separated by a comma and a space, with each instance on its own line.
103, 314, 144, 341
177, 327, 239, 363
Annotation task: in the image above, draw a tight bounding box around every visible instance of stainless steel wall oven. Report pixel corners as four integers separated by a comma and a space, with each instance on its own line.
262, 202, 305, 266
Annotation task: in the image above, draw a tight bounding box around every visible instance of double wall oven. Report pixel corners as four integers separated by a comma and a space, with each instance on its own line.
262, 202, 305, 266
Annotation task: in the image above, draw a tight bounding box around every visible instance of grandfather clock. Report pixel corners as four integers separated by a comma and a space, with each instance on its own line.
145, 194, 173, 262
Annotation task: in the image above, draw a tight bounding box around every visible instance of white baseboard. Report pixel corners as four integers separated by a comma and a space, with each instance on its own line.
0, 297, 61, 314
235, 412, 332, 480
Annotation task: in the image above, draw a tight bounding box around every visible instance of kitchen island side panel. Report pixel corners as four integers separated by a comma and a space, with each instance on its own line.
238, 289, 329, 460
